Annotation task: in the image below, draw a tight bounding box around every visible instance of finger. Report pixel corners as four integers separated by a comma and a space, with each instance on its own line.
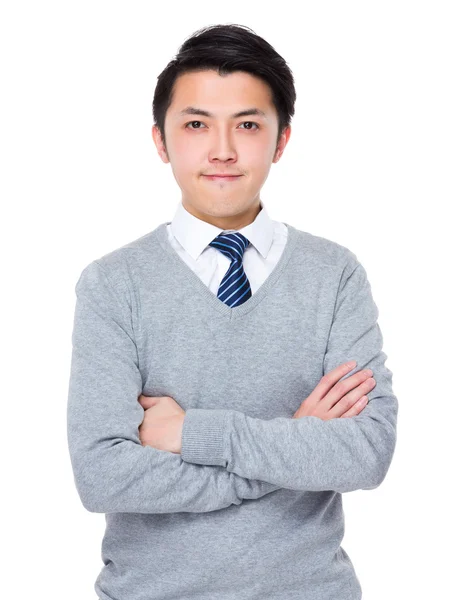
309, 361, 357, 402
322, 373, 374, 413
327, 378, 375, 419
138, 395, 159, 409
339, 395, 369, 418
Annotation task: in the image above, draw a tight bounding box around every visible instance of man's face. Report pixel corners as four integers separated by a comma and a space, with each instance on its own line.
152, 69, 291, 228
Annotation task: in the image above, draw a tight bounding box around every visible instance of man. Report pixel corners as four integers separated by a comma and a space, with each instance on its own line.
67, 24, 397, 600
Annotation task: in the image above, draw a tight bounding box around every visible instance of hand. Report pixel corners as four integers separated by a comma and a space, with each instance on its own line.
138, 395, 186, 454
292, 362, 376, 420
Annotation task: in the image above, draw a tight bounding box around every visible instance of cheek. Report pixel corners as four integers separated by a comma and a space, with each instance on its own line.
243, 150, 271, 175
170, 140, 201, 172
242, 134, 273, 160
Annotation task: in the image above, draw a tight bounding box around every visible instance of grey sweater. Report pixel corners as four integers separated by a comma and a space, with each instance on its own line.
67, 221, 398, 600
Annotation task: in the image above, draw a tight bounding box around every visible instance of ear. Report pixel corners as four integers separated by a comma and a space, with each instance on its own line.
273, 125, 292, 163
152, 125, 170, 163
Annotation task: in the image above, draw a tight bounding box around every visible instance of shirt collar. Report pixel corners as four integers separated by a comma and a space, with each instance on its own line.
170, 200, 275, 261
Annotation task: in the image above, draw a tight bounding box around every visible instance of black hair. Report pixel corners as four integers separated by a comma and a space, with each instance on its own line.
152, 24, 296, 151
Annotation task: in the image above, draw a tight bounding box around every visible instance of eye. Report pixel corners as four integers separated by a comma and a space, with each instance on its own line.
185, 121, 205, 129
238, 122, 260, 130
184, 121, 260, 130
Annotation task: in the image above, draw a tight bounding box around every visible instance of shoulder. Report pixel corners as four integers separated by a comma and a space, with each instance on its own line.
75, 224, 166, 296
289, 224, 359, 273
96, 225, 164, 272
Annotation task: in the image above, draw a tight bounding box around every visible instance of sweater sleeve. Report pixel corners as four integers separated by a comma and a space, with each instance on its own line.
67, 260, 281, 514
181, 253, 398, 493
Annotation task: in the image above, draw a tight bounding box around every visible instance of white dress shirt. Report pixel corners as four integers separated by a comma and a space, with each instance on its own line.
166, 200, 288, 296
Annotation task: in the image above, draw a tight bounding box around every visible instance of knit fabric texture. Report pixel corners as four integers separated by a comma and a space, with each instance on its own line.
67, 221, 398, 600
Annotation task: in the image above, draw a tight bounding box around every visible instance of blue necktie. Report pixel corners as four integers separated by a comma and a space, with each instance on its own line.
209, 232, 252, 307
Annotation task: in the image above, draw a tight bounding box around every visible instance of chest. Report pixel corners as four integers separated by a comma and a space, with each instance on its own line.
134, 276, 337, 419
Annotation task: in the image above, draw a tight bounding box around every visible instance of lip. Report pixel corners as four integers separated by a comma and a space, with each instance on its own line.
202, 175, 243, 181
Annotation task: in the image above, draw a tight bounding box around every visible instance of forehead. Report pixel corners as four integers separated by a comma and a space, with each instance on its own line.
168, 70, 275, 119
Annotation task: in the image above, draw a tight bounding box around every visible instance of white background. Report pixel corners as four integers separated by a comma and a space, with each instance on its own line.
1, 1, 462, 598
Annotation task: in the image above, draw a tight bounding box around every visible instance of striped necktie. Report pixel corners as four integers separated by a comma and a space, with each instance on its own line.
208, 231, 253, 307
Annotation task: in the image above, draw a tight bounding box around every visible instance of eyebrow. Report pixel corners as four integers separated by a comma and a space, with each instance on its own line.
177, 106, 268, 119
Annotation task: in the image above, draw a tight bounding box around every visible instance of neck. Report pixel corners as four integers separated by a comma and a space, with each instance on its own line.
182, 200, 262, 231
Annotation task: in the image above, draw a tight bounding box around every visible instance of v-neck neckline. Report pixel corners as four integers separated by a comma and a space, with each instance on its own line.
154, 220, 301, 321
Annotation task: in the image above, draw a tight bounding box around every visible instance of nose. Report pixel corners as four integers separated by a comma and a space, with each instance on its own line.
208, 127, 238, 163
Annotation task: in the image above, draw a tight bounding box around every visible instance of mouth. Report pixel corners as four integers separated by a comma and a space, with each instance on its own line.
202, 175, 243, 182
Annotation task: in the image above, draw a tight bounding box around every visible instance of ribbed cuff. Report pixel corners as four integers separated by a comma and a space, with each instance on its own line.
181, 408, 229, 466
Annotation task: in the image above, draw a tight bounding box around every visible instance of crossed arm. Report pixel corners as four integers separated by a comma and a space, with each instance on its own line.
67, 255, 398, 514
67, 260, 281, 514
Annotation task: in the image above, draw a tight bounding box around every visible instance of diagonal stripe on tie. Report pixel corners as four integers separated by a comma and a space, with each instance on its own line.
208, 231, 253, 307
